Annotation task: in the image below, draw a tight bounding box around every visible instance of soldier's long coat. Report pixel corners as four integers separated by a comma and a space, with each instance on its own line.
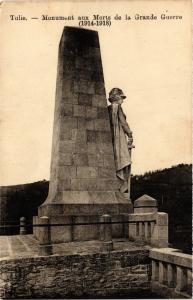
108, 103, 131, 192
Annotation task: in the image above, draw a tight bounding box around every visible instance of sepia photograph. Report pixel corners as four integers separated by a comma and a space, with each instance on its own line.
0, 0, 192, 298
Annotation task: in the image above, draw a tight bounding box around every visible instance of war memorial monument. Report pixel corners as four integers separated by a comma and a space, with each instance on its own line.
0, 27, 192, 299
34, 26, 133, 243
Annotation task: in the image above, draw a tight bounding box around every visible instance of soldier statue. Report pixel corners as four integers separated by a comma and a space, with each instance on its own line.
108, 88, 134, 197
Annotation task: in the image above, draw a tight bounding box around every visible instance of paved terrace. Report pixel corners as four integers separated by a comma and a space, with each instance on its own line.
0, 235, 149, 260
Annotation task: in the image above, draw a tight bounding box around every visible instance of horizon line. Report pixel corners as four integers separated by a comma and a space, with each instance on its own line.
0, 163, 191, 188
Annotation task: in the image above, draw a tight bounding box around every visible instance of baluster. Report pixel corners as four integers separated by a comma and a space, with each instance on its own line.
176, 266, 187, 292
159, 261, 167, 285
144, 222, 148, 240
167, 263, 176, 288
187, 268, 192, 295
150, 222, 154, 236
139, 222, 143, 238
152, 260, 159, 281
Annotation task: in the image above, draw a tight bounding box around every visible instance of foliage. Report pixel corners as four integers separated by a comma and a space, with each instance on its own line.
131, 164, 192, 252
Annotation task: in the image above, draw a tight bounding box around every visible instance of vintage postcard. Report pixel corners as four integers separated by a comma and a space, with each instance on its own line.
0, 0, 192, 299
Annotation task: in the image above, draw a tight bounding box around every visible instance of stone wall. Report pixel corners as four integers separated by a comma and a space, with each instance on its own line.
0, 249, 150, 298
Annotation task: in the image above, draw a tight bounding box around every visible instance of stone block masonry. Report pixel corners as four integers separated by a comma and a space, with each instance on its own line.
36, 26, 133, 243
0, 236, 191, 299
0, 248, 150, 299
46, 27, 119, 201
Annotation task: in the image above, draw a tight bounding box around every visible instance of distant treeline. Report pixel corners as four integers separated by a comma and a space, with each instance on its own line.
131, 163, 192, 252
0, 181, 48, 234
0, 164, 192, 252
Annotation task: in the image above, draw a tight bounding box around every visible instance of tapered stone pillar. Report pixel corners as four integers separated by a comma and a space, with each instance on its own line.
36, 27, 132, 243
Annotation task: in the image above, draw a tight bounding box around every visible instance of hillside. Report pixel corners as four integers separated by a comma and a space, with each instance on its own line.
131, 163, 192, 252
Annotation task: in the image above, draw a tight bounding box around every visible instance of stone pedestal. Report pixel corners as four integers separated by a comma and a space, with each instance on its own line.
35, 27, 132, 243
100, 214, 113, 251
38, 216, 52, 256
20, 217, 27, 235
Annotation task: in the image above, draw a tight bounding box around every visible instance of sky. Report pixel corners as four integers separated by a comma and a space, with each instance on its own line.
0, 0, 192, 186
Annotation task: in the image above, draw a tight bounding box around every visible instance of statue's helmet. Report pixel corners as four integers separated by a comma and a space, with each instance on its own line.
108, 88, 126, 102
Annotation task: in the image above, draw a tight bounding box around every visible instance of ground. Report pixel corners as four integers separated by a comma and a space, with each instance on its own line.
0, 235, 149, 260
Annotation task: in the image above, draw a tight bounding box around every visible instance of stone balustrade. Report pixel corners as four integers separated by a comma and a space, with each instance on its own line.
150, 248, 192, 298
128, 195, 168, 247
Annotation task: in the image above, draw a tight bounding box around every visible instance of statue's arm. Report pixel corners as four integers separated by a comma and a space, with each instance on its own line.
118, 106, 132, 137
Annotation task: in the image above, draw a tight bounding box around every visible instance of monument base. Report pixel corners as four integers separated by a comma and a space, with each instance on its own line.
33, 202, 133, 243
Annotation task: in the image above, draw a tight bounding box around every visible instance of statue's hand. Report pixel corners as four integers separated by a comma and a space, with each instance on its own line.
127, 137, 133, 146
128, 131, 133, 138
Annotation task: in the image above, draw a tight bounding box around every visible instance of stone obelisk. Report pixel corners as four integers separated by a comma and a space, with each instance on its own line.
36, 27, 132, 243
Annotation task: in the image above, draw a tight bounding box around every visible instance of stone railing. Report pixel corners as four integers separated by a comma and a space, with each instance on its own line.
128, 212, 168, 247
150, 248, 192, 298
128, 195, 168, 247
